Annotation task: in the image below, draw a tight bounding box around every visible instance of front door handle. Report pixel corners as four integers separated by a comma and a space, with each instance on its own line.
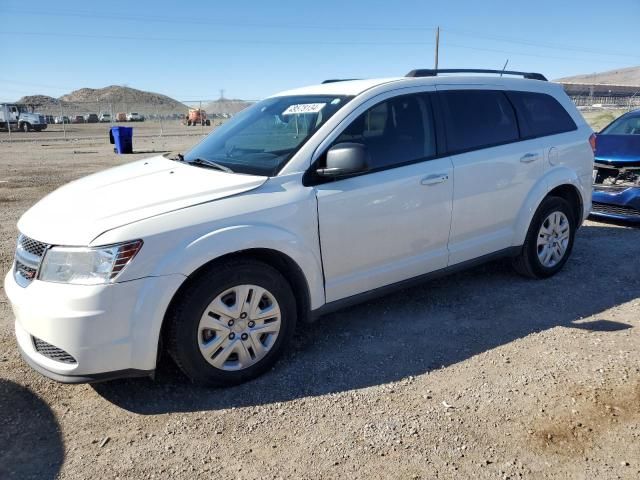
421, 174, 449, 186
520, 153, 539, 163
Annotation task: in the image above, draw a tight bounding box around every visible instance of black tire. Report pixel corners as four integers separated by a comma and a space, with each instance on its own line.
512, 196, 576, 279
205, 119, 211, 126
166, 259, 297, 386
21, 122, 30, 132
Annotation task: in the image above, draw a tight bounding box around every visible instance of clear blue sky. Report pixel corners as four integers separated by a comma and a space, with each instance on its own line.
1, 0, 639, 102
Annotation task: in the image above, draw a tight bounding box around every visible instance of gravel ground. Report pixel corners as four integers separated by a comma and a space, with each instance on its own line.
0, 134, 639, 480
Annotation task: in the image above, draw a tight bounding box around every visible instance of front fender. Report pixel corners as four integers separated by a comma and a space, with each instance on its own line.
512, 167, 585, 246
137, 224, 325, 310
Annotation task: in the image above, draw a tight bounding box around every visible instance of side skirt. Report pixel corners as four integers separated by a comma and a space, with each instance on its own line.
310, 246, 522, 320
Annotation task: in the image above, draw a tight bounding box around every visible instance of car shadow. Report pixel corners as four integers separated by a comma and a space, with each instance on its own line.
0, 379, 64, 479
93, 224, 639, 414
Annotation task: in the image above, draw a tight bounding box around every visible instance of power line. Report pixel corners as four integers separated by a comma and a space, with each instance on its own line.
0, 30, 434, 46
442, 27, 640, 60
4, 7, 638, 61
443, 41, 637, 65
1, 8, 437, 32
1, 30, 632, 66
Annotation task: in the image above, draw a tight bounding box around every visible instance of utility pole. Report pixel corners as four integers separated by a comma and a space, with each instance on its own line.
434, 26, 440, 70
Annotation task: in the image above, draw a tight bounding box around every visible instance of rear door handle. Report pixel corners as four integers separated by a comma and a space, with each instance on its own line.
520, 153, 539, 163
421, 174, 449, 186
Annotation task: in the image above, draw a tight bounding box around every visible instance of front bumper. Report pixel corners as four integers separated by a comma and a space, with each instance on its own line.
590, 186, 640, 225
4, 269, 185, 383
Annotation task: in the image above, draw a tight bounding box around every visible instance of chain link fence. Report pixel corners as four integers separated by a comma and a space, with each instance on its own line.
1, 98, 256, 142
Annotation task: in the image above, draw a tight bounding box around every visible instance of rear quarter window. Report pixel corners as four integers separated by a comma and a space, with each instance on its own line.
507, 91, 577, 138
439, 90, 519, 153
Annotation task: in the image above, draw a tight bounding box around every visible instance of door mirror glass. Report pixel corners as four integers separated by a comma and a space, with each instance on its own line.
317, 142, 369, 177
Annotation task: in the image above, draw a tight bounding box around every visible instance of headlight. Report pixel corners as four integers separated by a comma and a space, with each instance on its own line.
39, 240, 143, 285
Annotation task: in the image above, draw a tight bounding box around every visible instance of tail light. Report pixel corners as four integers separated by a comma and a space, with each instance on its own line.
589, 133, 597, 154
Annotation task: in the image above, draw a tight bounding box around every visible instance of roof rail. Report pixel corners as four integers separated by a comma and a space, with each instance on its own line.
322, 79, 359, 84
405, 69, 547, 81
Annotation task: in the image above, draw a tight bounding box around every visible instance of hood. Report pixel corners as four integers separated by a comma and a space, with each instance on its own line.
18, 156, 267, 245
595, 134, 640, 168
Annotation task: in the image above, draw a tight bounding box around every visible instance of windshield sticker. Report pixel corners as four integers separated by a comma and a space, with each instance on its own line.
282, 103, 326, 115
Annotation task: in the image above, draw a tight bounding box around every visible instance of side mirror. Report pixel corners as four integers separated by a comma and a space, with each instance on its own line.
316, 142, 369, 177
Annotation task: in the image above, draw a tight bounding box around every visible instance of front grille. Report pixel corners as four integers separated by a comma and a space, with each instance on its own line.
14, 234, 49, 286
15, 260, 37, 280
592, 202, 640, 218
19, 235, 48, 257
38, 115, 45, 124
32, 337, 77, 364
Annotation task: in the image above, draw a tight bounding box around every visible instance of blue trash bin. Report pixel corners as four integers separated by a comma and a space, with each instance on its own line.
109, 126, 133, 154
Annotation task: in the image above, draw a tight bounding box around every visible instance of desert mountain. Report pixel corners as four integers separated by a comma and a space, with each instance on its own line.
16, 86, 189, 115
556, 66, 640, 86
59, 86, 186, 110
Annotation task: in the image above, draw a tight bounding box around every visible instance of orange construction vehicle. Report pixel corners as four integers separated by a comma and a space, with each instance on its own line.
115, 112, 127, 122
184, 108, 211, 126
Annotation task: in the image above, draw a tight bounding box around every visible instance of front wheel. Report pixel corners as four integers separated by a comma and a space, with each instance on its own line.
512, 196, 576, 279
21, 122, 30, 132
166, 259, 297, 386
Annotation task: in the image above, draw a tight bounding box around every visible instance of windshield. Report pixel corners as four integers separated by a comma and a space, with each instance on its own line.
184, 95, 352, 176
601, 114, 640, 135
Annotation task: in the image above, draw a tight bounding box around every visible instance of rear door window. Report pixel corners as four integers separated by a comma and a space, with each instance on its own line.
507, 91, 577, 138
439, 90, 519, 153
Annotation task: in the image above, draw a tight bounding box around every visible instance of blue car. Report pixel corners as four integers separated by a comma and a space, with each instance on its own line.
590, 109, 640, 225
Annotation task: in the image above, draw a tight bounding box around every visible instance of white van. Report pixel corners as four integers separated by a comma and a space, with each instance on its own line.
5, 69, 594, 386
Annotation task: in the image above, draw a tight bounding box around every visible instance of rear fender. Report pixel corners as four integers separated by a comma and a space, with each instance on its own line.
512, 167, 584, 246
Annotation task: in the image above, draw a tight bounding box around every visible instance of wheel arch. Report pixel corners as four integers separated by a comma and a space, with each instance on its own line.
159, 247, 314, 364
547, 183, 583, 226
513, 168, 586, 246
179, 247, 312, 321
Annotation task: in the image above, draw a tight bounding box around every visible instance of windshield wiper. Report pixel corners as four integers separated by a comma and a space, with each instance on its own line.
190, 158, 234, 173
172, 153, 234, 173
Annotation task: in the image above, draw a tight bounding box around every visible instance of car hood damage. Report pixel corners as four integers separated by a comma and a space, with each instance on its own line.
18, 155, 268, 245
595, 134, 640, 169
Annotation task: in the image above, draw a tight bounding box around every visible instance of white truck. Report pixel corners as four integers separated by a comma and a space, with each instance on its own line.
0, 103, 48, 132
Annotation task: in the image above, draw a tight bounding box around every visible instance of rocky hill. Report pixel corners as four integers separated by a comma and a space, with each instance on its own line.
16, 95, 59, 107
59, 86, 186, 110
556, 66, 640, 86
16, 86, 188, 116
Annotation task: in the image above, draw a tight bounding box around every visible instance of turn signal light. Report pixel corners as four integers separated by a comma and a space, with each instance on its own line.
589, 133, 596, 154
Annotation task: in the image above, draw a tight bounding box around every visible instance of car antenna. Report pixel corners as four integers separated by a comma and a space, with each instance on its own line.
500, 59, 509, 77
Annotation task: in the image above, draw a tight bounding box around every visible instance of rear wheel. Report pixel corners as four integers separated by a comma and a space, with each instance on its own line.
166, 259, 297, 386
512, 196, 576, 279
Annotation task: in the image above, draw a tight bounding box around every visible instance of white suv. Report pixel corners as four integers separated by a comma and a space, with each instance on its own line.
5, 69, 594, 386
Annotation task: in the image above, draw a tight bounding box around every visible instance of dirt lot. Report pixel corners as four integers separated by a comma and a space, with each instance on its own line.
0, 133, 639, 480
